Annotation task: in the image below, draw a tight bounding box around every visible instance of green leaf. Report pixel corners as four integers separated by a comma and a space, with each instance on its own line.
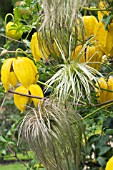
99, 146, 111, 156
0, 136, 7, 143
102, 14, 113, 30
1, 149, 6, 155
97, 156, 106, 167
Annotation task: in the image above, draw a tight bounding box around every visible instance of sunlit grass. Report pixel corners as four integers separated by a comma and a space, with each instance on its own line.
0, 163, 26, 170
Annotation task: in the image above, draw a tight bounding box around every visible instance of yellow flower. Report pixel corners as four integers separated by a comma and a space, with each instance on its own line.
105, 156, 113, 170
14, 84, 44, 112
73, 45, 103, 70
6, 22, 23, 40
30, 32, 49, 62
1, 57, 38, 91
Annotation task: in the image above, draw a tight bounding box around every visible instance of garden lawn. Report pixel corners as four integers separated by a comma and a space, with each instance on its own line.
0, 163, 26, 170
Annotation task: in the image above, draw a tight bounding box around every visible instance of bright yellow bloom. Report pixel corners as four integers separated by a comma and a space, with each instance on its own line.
105, 156, 113, 170
1, 57, 38, 91
30, 32, 49, 62
14, 84, 44, 112
73, 45, 103, 70
6, 22, 23, 40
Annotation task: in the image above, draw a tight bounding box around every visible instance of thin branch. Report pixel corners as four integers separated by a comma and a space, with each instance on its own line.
81, 7, 111, 11
7, 145, 27, 167
93, 99, 113, 108
0, 34, 25, 43
8, 90, 44, 99
0, 49, 31, 57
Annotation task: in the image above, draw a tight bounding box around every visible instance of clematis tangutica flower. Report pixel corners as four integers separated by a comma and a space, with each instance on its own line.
1, 57, 38, 91
14, 84, 44, 112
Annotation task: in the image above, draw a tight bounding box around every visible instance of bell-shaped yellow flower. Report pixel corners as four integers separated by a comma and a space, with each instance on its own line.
28, 84, 44, 107
105, 156, 113, 170
30, 32, 49, 62
73, 45, 103, 70
14, 86, 29, 113
6, 22, 23, 40
14, 84, 44, 112
1, 57, 38, 91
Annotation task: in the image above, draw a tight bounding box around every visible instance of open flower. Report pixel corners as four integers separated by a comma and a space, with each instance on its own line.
1, 57, 38, 91
14, 84, 44, 112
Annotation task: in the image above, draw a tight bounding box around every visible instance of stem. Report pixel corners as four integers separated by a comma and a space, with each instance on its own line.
0, 49, 31, 57
0, 34, 25, 43
8, 90, 44, 99
81, 7, 111, 12
7, 145, 27, 167
84, 101, 113, 119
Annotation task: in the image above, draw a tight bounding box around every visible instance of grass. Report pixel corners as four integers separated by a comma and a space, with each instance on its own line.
0, 163, 26, 170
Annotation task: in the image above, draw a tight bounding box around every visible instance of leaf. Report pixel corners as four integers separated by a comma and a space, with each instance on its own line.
97, 156, 106, 167
99, 146, 111, 156
102, 14, 113, 30
0, 136, 7, 143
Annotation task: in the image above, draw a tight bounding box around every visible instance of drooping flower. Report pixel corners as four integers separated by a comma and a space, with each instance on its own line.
73, 45, 103, 70
14, 84, 44, 112
1, 57, 38, 91
6, 22, 23, 40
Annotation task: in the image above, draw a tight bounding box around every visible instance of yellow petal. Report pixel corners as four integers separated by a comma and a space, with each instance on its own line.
30, 32, 49, 62
14, 86, 29, 112
1, 58, 16, 91
105, 156, 113, 170
28, 84, 44, 107
72, 45, 85, 63
107, 77, 113, 101
13, 57, 38, 88
9, 72, 18, 88
95, 77, 108, 103
86, 46, 103, 70
83, 15, 98, 39
94, 22, 107, 48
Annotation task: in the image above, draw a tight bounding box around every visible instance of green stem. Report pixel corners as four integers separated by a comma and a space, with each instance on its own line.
84, 101, 113, 119
81, 6, 111, 12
